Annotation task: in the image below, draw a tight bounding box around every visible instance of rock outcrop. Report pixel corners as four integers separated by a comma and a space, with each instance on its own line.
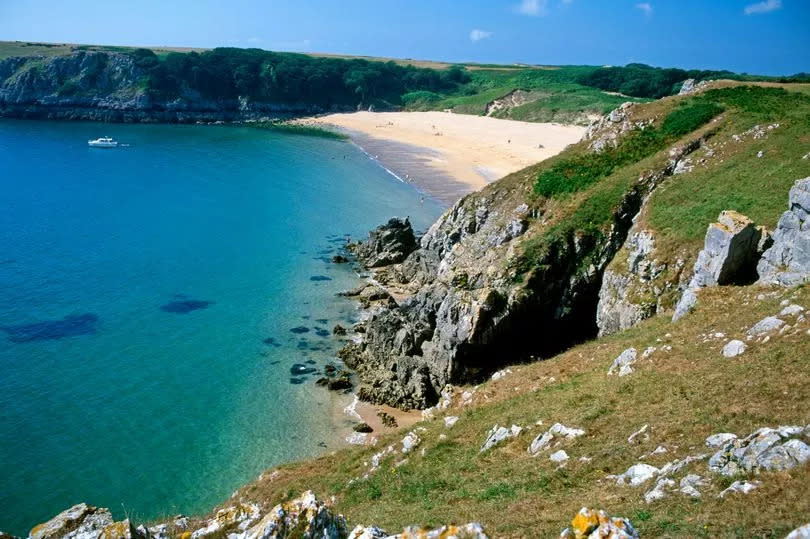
673, 210, 762, 321
559, 508, 638, 539
707, 425, 810, 476
29, 504, 114, 539
344, 113, 708, 408
349, 218, 418, 268
0, 51, 344, 122
757, 177, 810, 286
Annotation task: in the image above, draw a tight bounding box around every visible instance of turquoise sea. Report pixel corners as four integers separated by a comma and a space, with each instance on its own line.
0, 120, 442, 534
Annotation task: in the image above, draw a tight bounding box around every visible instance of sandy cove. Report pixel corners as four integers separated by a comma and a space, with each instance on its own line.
304, 111, 586, 205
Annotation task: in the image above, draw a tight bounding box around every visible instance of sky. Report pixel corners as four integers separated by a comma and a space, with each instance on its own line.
1, 0, 809, 75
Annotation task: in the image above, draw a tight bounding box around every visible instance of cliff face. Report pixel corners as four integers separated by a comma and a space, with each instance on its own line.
345, 102, 709, 409
0, 51, 345, 122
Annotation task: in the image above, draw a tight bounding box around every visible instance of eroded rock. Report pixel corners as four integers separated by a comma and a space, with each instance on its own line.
528, 423, 585, 456
29, 504, 114, 539
349, 218, 418, 268
232, 491, 346, 539
673, 211, 761, 321
480, 424, 522, 453
707, 426, 810, 476
758, 177, 810, 286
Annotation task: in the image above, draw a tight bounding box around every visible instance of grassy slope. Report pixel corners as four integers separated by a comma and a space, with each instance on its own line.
181, 83, 810, 538
407, 67, 647, 124
214, 286, 810, 538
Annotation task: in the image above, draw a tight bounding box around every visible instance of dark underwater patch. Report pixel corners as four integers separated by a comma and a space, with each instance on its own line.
290, 326, 310, 334
310, 275, 332, 281
291, 363, 317, 376
315, 318, 328, 324
314, 328, 330, 337
289, 377, 306, 385
161, 299, 212, 314
2, 313, 99, 342
263, 337, 281, 347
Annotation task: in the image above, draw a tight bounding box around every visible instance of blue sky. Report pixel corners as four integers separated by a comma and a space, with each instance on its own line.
1, 0, 808, 75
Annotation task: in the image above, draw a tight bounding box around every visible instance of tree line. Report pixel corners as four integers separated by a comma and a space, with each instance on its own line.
576, 63, 810, 99
129, 48, 471, 107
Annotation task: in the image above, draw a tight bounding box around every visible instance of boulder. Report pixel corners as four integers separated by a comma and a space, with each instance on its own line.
444, 416, 459, 428
747, 316, 784, 336
705, 433, 737, 448
29, 504, 115, 539
758, 177, 810, 286
787, 524, 810, 539
678, 474, 707, 498
232, 491, 347, 539
718, 480, 760, 498
401, 431, 421, 454
350, 218, 418, 268
480, 424, 522, 453
722, 340, 746, 358
550, 450, 569, 464
708, 425, 810, 476
674, 211, 761, 321
559, 508, 638, 539
615, 463, 659, 486
607, 348, 637, 376
528, 423, 586, 456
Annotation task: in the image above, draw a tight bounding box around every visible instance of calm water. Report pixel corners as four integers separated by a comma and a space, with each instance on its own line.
0, 120, 442, 534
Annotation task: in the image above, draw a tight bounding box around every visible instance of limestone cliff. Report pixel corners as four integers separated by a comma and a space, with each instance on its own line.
0, 51, 345, 122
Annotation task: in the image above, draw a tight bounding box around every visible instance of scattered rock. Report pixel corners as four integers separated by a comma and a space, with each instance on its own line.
615, 463, 659, 486
331, 254, 349, 264
627, 424, 649, 444
357, 523, 488, 539
673, 211, 761, 321
679, 474, 707, 498
718, 480, 761, 498
550, 450, 569, 464
401, 431, 421, 453
233, 491, 347, 539
607, 347, 637, 376
444, 416, 459, 428
528, 423, 586, 455
644, 477, 675, 503
747, 316, 785, 336
780, 304, 805, 317
722, 339, 747, 358
345, 432, 369, 445
191, 503, 260, 538
333, 324, 347, 336
758, 177, 810, 286
705, 433, 738, 449
29, 503, 114, 539
490, 368, 512, 381
559, 507, 639, 539
353, 422, 373, 433
708, 426, 810, 475
480, 424, 522, 453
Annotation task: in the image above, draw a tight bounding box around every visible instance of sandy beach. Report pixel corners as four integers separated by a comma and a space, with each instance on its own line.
305, 111, 586, 205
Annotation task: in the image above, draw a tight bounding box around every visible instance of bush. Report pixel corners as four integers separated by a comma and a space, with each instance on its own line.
534, 99, 724, 198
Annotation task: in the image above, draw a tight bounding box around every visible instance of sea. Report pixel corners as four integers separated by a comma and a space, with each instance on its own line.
0, 119, 443, 534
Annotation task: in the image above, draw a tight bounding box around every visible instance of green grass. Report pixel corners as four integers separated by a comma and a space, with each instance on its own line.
646, 86, 810, 252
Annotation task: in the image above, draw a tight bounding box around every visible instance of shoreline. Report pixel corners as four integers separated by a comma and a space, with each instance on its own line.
301, 111, 587, 206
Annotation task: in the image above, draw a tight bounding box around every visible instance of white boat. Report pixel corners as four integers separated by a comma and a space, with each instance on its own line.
88, 136, 119, 148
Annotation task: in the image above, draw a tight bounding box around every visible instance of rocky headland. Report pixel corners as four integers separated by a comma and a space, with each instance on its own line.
0, 51, 350, 123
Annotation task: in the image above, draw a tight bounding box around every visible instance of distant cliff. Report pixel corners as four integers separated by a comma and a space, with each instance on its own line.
0, 51, 350, 122
0, 47, 472, 123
